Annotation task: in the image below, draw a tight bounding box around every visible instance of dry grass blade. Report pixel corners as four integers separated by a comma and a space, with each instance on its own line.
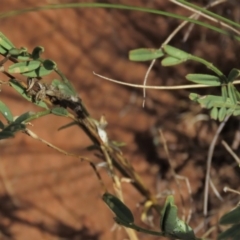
93, 72, 240, 90
159, 129, 187, 221
24, 128, 109, 190
221, 140, 240, 165
203, 116, 230, 217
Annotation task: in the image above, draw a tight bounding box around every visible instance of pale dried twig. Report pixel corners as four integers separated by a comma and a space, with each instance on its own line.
203, 116, 230, 217
159, 129, 187, 221
221, 139, 240, 166
23, 128, 107, 192
93, 72, 240, 90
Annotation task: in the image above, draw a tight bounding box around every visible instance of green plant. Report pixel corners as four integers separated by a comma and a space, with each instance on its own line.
103, 193, 200, 240
0, 1, 240, 239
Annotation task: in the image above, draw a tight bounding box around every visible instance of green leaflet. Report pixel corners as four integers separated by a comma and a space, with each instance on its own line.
220, 206, 240, 225
227, 68, 240, 83
9, 79, 48, 109
0, 120, 4, 129
8, 47, 28, 57
228, 83, 237, 105
190, 94, 239, 109
221, 85, 228, 102
58, 121, 77, 131
21, 66, 53, 77
161, 56, 186, 66
8, 60, 41, 74
0, 130, 14, 140
161, 195, 196, 239
52, 79, 77, 98
186, 74, 221, 86
54, 68, 77, 95
0, 101, 13, 122
15, 51, 31, 61
210, 107, 218, 120
0, 32, 14, 50
162, 45, 190, 60
0, 45, 7, 54
14, 111, 35, 124
43, 59, 57, 70
102, 193, 134, 225
129, 48, 164, 61
233, 110, 240, 116
218, 107, 227, 121
31, 46, 44, 60
161, 195, 177, 233
218, 224, 240, 240
51, 107, 69, 117
218, 207, 240, 239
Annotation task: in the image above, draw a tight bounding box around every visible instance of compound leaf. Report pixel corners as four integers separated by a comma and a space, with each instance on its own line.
9, 79, 48, 109
22, 66, 53, 77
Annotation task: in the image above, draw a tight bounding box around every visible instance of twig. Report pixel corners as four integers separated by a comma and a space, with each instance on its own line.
158, 129, 186, 221
203, 116, 230, 217
223, 186, 240, 195
93, 72, 240, 90
176, 174, 193, 223
24, 128, 110, 192
209, 178, 223, 202
221, 139, 240, 165
170, 0, 240, 36
182, 0, 227, 42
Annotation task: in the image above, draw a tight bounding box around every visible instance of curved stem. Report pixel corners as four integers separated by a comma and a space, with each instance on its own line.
0, 3, 239, 42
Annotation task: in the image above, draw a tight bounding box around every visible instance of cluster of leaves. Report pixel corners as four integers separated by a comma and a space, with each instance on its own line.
0, 32, 80, 140
129, 45, 240, 122
104, 191, 240, 240
103, 192, 200, 240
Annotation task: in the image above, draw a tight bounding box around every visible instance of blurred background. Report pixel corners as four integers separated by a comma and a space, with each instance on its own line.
0, 0, 240, 239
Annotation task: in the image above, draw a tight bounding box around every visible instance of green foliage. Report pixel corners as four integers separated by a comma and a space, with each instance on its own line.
0, 100, 13, 122
129, 44, 240, 121
0, 2, 239, 239
186, 74, 221, 86
103, 193, 134, 225
161, 195, 196, 239
51, 107, 69, 117
103, 193, 200, 240
218, 206, 240, 240
0, 108, 34, 140
9, 79, 48, 109
129, 48, 164, 61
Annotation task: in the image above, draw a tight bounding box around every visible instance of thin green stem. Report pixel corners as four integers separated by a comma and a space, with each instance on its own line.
123, 222, 164, 237
190, 55, 227, 82
177, 0, 240, 29
0, 3, 240, 42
